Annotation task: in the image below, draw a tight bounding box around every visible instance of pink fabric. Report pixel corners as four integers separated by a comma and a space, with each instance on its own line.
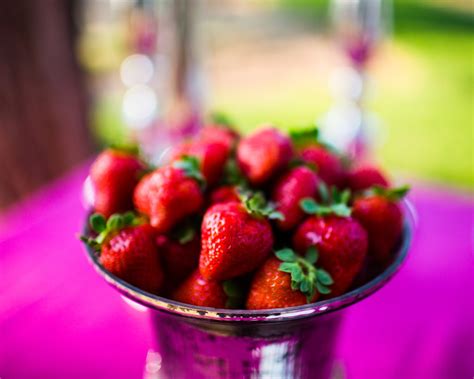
1, 166, 473, 378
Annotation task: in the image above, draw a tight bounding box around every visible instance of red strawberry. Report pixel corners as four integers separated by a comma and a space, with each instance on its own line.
156, 227, 201, 288
209, 185, 240, 205
272, 166, 320, 231
133, 158, 204, 233
237, 127, 293, 185
352, 186, 408, 265
172, 270, 228, 308
348, 165, 389, 192
300, 146, 346, 187
168, 142, 191, 162
81, 213, 163, 294
246, 257, 309, 309
246, 248, 332, 309
199, 193, 279, 281
170, 140, 230, 186
293, 214, 368, 297
90, 149, 145, 217
172, 270, 245, 308
199, 125, 239, 151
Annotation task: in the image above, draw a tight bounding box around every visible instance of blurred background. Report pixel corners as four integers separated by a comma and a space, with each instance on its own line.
0, 0, 472, 208
1, 2, 473, 378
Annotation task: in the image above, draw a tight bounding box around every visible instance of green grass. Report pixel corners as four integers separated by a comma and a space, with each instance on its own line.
373, 33, 473, 188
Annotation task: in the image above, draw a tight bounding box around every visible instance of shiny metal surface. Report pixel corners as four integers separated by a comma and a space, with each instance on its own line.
85, 202, 414, 378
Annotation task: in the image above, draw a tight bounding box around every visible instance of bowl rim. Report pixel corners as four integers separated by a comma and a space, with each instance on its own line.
84, 200, 415, 323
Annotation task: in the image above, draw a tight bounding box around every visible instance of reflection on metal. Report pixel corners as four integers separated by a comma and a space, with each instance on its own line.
83, 201, 414, 379
121, 295, 148, 312
144, 349, 162, 379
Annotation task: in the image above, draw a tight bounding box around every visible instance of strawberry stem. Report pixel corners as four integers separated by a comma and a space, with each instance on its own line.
223, 279, 245, 309
275, 247, 333, 302
300, 184, 352, 217
239, 190, 284, 221
108, 143, 141, 156
79, 211, 141, 252
209, 111, 235, 127
223, 158, 248, 186
172, 155, 206, 189
288, 157, 318, 172
369, 185, 410, 201
290, 126, 319, 149
170, 222, 196, 245
300, 198, 351, 217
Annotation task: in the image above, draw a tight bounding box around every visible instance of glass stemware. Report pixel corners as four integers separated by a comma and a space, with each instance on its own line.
82, 0, 205, 165
321, 0, 392, 159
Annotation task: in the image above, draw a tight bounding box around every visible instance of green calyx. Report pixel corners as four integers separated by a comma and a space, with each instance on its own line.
289, 126, 342, 157
172, 155, 206, 189
108, 143, 140, 156
223, 158, 248, 187
299, 183, 352, 217
289, 126, 319, 150
80, 211, 140, 252
276, 247, 333, 302
222, 279, 245, 309
138, 164, 156, 178
238, 189, 284, 221
171, 222, 196, 245
288, 157, 318, 172
209, 111, 235, 128
369, 185, 410, 201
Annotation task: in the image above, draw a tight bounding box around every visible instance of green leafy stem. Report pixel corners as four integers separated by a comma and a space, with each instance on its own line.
299, 183, 352, 217
276, 247, 333, 302
172, 155, 206, 189
368, 185, 410, 201
80, 211, 140, 252
239, 189, 284, 221
222, 279, 245, 309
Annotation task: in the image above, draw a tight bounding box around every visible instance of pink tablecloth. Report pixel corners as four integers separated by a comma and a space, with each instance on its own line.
1, 166, 473, 379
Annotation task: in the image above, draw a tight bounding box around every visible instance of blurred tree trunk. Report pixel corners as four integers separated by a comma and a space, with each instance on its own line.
0, 0, 93, 210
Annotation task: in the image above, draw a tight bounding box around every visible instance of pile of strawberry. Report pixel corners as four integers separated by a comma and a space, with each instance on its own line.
81, 122, 409, 310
